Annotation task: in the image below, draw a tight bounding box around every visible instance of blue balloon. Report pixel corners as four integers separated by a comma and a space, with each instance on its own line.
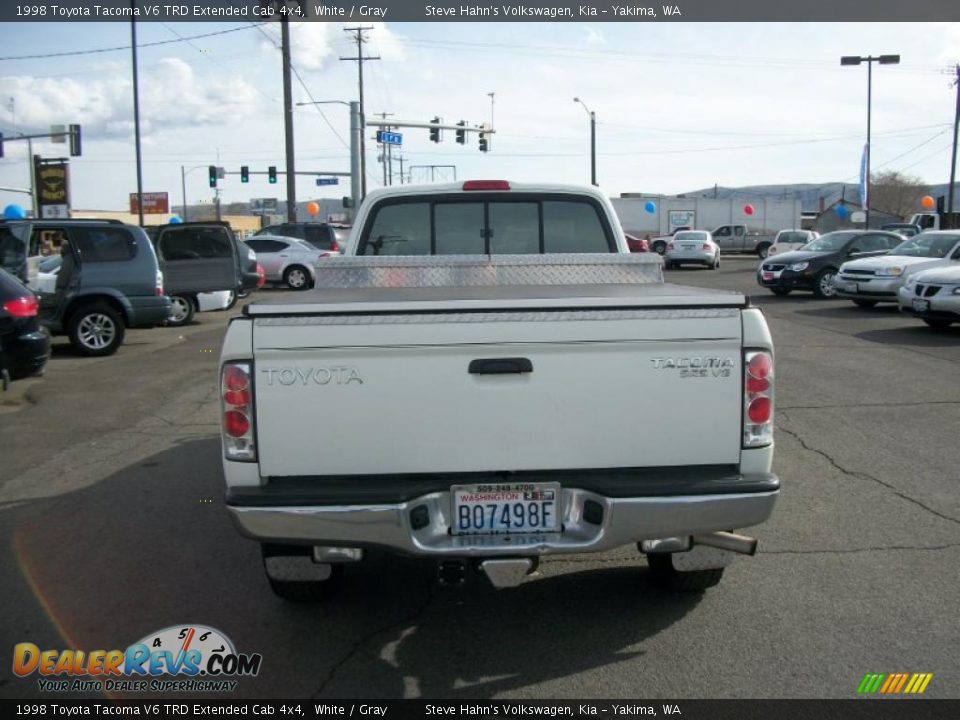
644, 201, 656, 214
3, 204, 26, 219
168, 215, 183, 224
835, 205, 849, 219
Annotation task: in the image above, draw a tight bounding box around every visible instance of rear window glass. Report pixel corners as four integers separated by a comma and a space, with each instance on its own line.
359, 197, 612, 255
673, 231, 709, 243
158, 227, 233, 261
778, 232, 808, 244
0, 226, 27, 274
71, 227, 137, 262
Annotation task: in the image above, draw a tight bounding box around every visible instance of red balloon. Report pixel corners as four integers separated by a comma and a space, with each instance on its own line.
743, 204, 754, 216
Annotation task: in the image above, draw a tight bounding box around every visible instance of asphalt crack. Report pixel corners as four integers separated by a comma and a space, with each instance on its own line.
762, 542, 960, 556
777, 423, 960, 528
311, 581, 436, 698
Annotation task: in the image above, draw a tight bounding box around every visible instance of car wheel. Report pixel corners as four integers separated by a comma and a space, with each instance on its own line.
645, 552, 725, 592
853, 299, 878, 309
813, 268, 838, 299
224, 290, 239, 311
771, 288, 791, 297
68, 303, 125, 357
756, 243, 771, 259
284, 265, 311, 290
261, 544, 344, 602
713, 255, 721, 269
166, 295, 195, 326
653, 241, 666, 255
922, 318, 954, 329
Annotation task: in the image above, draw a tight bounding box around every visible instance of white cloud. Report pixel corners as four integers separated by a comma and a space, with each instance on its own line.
258, 21, 407, 72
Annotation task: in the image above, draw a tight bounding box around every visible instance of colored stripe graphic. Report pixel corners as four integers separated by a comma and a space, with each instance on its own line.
858, 673, 932, 694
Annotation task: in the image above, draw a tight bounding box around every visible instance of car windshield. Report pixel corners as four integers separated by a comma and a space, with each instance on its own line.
800, 232, 856, 252
889, 233, 960, 258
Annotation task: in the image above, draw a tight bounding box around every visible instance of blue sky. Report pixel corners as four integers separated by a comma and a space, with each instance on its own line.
1, 21, 958, 212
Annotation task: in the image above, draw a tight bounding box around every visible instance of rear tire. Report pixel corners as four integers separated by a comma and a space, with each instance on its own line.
284, 265, 311, 290
756, 243, 771, 259
261, 544, 344, 602
166, 295, 195, 326
67, 303, 125, 357
646, 552, 725, 592
653, 241, 667, 255
922, 318, 954, 329
713, 255, 721, 269
770, 288, 791, 297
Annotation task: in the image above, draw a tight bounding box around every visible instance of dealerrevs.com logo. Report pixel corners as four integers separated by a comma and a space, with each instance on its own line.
13, 625, 262, 693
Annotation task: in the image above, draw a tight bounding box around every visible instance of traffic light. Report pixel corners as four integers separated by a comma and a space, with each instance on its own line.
208, 165, 218, 188
429, 117, 440, 143
240, 165, 249, 183
937, 195, 945, 213
456, 121, 466, 145
69, 124, 82, 157
0, 132, 4, 159
478, 127, 489, 153
268, 166, 277, 184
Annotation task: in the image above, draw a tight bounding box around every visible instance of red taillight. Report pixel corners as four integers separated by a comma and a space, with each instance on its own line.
748, 396, 772, 423
747, 353, 772, 380
462, 180, 511, 191
743, 350, 774, 448
256, 263, 266, 288
221, 362, 256, 461
3, 294, 39, 318
331, 240, 340, 252
702, 243, 711, 250
223, 410, 250, 437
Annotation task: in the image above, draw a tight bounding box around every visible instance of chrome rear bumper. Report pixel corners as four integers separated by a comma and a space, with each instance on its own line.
227, 486, 778, 558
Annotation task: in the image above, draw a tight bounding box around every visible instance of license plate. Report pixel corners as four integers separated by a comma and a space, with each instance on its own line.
451, 483, 561, 535
841, 281, 858, 293
682, 244, 695, 250
762, 271, 777, 281
912, 298, 930, 312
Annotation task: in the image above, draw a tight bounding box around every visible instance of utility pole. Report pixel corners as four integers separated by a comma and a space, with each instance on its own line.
948, 63, 959, 218
396, 155, 406, 185
130, 9, 145, 227
375, 112, 393, 186
280, 14, 297, 221
341, 27, 379, 199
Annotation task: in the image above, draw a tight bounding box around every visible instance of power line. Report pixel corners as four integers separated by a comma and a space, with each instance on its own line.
0, 26, 256, 61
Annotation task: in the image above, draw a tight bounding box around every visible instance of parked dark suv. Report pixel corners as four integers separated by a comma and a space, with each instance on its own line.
0, 219, 170, 356
0, 268, 50, 388
253, 222, 350, 252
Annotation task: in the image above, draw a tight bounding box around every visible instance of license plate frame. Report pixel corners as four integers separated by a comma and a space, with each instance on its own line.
912, 298, 930, 313
451, 482, 561, 536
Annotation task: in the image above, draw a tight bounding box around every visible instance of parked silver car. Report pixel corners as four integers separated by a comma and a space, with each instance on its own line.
243, 235, 335, 290
898, 264, 960, 329
664, 230, 720, 269
834, 231, 960, 307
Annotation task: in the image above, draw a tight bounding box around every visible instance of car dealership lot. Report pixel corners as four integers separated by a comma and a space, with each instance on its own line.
1, 261, 958, 699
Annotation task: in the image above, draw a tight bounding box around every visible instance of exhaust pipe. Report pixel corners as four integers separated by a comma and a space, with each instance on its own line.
480, 558, 539, 588
692, 531, 758, 556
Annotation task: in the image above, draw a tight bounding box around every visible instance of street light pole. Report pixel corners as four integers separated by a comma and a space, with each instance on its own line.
573, 97, 597, 186
841, 54, 900, 229
296, 100, 362, 218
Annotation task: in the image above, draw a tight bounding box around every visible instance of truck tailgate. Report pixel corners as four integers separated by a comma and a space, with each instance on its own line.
251, 300, 744, 477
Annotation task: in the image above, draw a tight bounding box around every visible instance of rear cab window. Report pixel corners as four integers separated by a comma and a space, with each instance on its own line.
357, 194, 615, 256
157, 227, 233, 261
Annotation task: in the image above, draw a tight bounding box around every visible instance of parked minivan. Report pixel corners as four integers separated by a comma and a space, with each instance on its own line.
0, 219, 170, 356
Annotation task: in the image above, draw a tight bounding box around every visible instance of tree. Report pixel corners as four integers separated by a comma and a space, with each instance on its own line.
869, 170, 930, 219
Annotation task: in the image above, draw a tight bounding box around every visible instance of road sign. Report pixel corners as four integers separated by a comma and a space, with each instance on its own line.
315, 177, 339, 186
129, 192, 170, 215
249, 198, 279, 215
376, 130, 403, 146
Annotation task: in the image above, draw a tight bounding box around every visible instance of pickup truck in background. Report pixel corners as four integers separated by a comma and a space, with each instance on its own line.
711, 224, 778, 257
219, 181, 779, 600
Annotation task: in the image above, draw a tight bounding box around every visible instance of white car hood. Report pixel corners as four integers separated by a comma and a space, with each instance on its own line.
909, 265, 960, 285
843, 255, 949, 274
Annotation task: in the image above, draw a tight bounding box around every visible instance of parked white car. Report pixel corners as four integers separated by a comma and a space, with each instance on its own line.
898, 264, 960, 329
834, 231, 960, 307
243, 235, 336, 290
766, 229, 818, 258
664, 230, 720, 269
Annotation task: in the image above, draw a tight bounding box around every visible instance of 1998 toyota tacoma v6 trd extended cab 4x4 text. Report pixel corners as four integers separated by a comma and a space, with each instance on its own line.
219, 181, 778, 600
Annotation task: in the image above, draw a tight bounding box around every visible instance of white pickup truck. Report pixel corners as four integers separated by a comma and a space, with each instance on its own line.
219, 181, 778, 600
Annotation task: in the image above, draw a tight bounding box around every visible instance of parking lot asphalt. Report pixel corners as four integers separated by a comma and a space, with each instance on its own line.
1, 259, 958, 700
